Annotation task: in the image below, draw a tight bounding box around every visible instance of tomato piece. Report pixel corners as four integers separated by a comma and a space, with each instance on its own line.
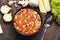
13, 16, 17, 23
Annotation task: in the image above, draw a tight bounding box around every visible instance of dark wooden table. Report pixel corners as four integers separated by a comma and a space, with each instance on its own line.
0, 0, 60, 40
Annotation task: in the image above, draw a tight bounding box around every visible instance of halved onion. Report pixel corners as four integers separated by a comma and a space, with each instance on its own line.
0, 5, 11, 14
3, 13, 12, 22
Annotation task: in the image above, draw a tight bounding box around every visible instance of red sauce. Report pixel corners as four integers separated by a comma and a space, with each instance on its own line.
13, 8, 41, 35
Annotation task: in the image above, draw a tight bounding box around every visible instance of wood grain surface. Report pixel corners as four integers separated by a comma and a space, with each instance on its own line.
0, 0, 60, 40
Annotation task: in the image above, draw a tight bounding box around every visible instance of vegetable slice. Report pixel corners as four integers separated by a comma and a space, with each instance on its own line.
38, 0, 46, 14
43, 0, 51, 12
0, 5, 11, 14
3, 13, 12, 22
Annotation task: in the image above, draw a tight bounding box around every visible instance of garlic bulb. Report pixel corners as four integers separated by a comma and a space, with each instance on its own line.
1, 5, 11, 14
3, 13, 12, 22
18, 0, 28, 7
22, 1, 29, 7
29, 0, 39, 7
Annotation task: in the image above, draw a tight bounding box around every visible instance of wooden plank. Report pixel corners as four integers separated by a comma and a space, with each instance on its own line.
0, 0, 60, 40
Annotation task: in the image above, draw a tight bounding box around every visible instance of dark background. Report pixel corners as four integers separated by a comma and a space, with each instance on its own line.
0, 0, 60, 40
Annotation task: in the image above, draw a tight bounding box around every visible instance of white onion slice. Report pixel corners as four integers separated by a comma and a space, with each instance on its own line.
3, 13, 12, 22
1, 5, 11, 14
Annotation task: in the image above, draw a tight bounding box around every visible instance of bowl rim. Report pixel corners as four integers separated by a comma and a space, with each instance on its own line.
13, 7, 43, 36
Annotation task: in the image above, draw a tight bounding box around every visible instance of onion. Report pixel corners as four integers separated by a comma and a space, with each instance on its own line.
3, 13, 12, 22
29, 0, 39, 7
0, 5, 11, 14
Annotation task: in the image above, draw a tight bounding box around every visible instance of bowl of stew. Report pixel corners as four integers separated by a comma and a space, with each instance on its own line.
13, 8, 41, 36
